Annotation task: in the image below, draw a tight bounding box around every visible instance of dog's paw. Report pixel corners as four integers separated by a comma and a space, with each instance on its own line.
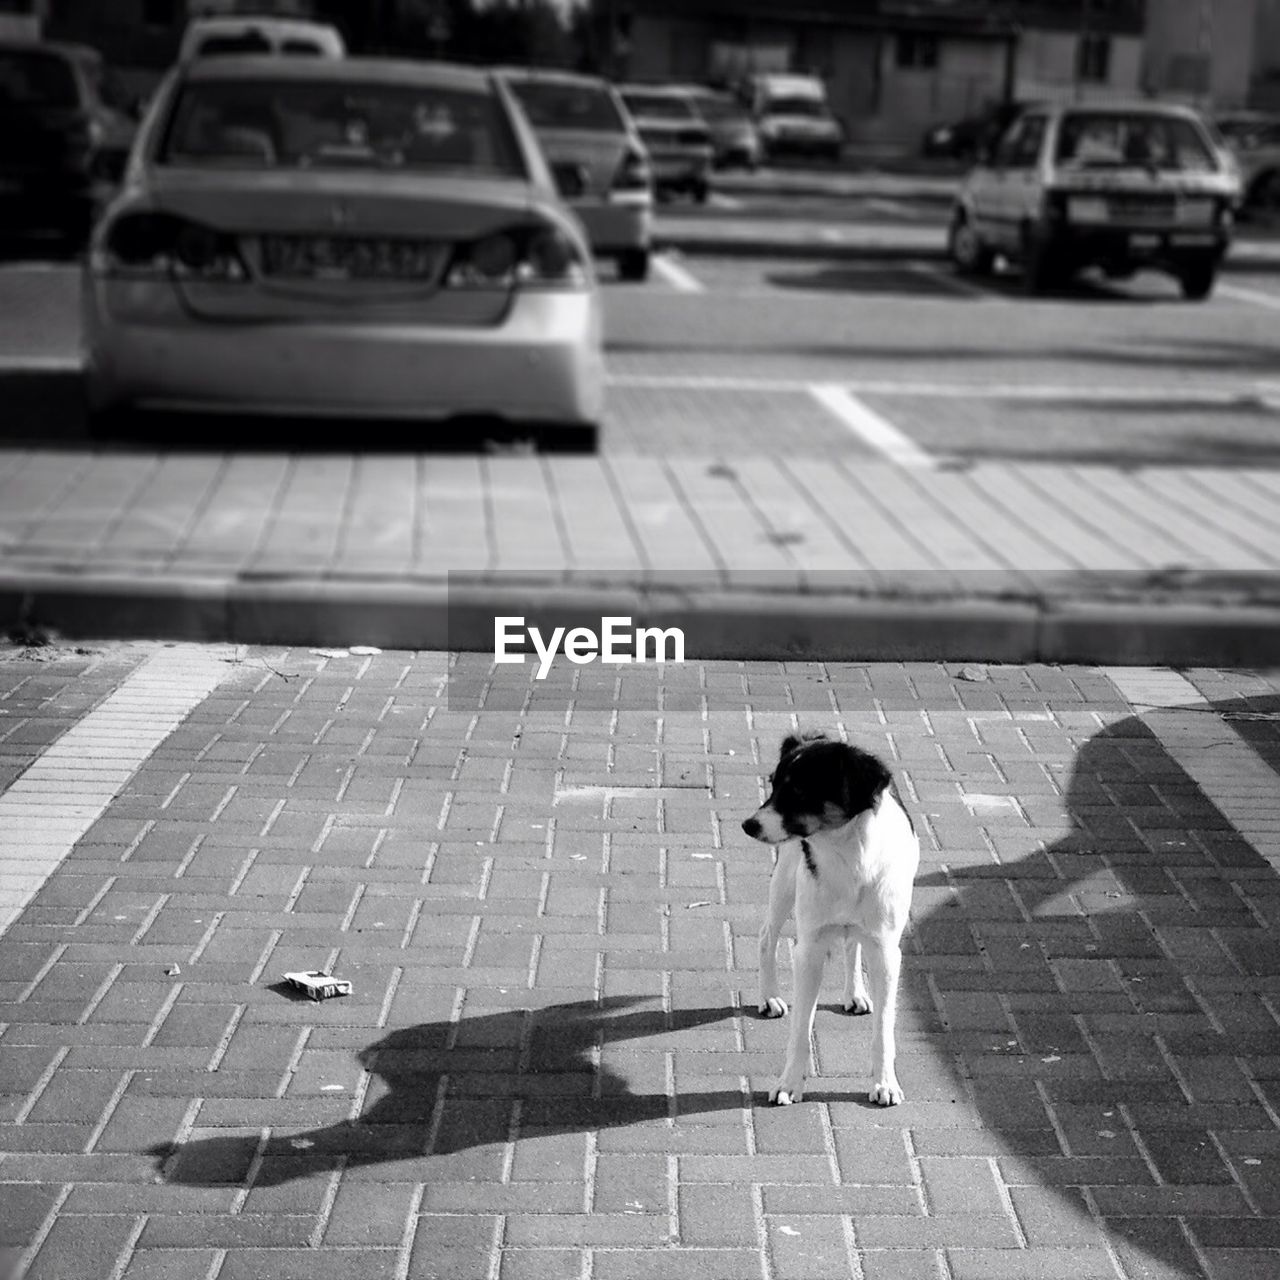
769, 1083, 804, 1105
759, 997, 788, 1019
842, 994, 872, 1016
869, 1081, 904, 1107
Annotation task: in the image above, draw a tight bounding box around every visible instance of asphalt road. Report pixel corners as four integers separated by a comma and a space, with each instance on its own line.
2, 202, 1279, 468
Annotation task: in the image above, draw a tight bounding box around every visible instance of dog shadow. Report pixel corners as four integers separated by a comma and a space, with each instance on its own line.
149, 999, 745, 1186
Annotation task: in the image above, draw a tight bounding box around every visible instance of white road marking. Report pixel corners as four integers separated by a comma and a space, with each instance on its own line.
1217, 282, 1280, 311
0, 354, 81, 373
809, 382, 935, 468
0, 644, 238, 938
707, 192, 744, 211
865, 197, 913, 217
1104, 668, 1280, 874
611, 373, 1273, 406
650, 252, 705, 293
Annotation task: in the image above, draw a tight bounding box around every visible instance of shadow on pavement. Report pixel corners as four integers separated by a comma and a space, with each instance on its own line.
150, 689, 1280, 1279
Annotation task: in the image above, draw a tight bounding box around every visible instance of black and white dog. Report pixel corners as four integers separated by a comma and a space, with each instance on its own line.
742, 731, 919, 1107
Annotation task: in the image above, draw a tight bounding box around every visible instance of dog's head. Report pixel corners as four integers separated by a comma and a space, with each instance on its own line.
741, 731, 894, 844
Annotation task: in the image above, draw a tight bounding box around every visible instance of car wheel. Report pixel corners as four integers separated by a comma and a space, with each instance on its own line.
617, 249, 650, 283
1247, 168, 1280, 217
1177, 258, 1217, 301
1021, 230, 1061, 296
690, 178, 710, 204
948, 212, 994, 276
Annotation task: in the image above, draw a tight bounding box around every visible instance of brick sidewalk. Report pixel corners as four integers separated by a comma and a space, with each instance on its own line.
1, 645, 1279, 1279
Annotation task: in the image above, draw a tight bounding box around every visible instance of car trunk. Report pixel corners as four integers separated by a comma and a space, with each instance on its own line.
145, 167, 538, 325
528, 128, 630, 198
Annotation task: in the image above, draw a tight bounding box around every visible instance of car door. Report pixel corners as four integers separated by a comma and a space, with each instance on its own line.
982, 115, 1045, 253
968, 118, 1021, 249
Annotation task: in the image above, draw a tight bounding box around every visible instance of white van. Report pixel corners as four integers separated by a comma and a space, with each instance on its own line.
179, 15, 346, 61
746, 72, 842, 161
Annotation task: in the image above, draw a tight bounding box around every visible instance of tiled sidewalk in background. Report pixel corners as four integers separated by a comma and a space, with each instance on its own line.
0, 648, 1279, 1279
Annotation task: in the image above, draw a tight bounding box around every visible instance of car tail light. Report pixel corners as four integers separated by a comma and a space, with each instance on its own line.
611, 147, 651, 193
444, 224, 587, 291
96, 211, 247, 281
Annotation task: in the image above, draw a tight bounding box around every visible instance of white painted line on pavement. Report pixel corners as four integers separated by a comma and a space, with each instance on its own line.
707, 192, 745, 211
0, 354, 81, 373
610, 373, 1266, 406
1217, 282, 1280, 311
0, 645, 238, 939
866, 197, 913, 217
650, 252, 705, 293
809, 382, 935, 468
1104, 668, 1280, 874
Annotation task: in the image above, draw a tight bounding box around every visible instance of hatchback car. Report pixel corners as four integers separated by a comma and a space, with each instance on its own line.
0, 40, 137, 250
948, 101, 1239, 299
178, 16, 346, 61
618, 85, 712, 202
83, 57, 604, 449
682, 86, 761, 170
499, 68, 653, 281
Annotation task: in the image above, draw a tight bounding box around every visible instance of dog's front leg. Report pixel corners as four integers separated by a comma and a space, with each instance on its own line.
841, 936, 871, 1015
758, 848, 796, 1018
864, 938, 904, 1106
769, 938, 824, 1105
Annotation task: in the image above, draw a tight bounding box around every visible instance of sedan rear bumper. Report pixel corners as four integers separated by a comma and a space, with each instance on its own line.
84, 281, 605, 426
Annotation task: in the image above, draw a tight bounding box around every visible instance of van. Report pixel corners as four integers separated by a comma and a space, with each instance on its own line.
178, 15, 345, 62
746, 72, 842, 161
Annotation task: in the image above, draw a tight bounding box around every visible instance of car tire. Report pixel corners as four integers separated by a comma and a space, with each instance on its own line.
617, 249, 650, 283
1177, 258, 1217, 301
1021, 231, 1060, 296
690, 178, 710, 204
948, 212, 994, 276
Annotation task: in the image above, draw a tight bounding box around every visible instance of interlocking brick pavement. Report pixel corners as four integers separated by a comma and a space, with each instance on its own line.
0, 647, 1279, 1279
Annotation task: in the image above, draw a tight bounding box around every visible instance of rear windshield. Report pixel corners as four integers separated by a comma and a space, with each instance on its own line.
509, 80, 624, 132
622, 92, 694, 121
0, 50, 79, 109
160, 78, 526, 176
1055, 112, 1218, 173
693, 96, 747, 122
763, 96, 827, 117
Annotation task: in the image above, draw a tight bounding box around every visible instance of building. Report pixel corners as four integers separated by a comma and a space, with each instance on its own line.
1143, 0, 1280, 109
623, 0, 1148, 143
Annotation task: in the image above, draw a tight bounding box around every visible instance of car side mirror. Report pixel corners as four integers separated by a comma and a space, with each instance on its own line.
551, 161, 589, 199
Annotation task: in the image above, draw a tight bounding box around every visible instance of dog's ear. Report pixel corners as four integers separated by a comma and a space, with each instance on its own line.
779, 729, 830, 761
837, 745, 893, 817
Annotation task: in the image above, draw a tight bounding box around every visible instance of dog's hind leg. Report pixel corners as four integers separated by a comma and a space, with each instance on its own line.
840, 936, 871, 1015
864, 937, 905, 1106
758, 847, 797, 1018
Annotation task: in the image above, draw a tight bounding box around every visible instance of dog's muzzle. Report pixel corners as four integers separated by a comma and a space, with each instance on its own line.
742, 815, 764, 840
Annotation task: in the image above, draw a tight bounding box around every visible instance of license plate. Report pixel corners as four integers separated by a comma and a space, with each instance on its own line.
1170, 233, 1217, 247
261, 235, 442, 281
1130, 234, 1161, 251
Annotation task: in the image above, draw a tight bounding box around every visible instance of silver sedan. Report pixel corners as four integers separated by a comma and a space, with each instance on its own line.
83, 56, 605, 449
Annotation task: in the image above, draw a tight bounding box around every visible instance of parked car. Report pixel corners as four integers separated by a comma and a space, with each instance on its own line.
922, 99, 1028, 160
682, 86, 761, 170
1213, 110, 1280, 215
743, 72, 842, 161
618, 84, 712, 202
84, 56, 604, 449
178, 15, 346, 61
948, 100, 1240, 299
0, 40, 138, 251
499, 67, 653, 282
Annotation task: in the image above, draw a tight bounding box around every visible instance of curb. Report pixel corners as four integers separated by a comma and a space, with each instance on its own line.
3, 573, 1279, 667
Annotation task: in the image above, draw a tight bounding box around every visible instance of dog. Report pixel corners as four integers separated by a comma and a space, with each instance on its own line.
742, 731, 919, 1107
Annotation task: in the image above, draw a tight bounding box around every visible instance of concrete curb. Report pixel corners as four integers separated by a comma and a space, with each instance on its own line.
3, 572, 1279, 667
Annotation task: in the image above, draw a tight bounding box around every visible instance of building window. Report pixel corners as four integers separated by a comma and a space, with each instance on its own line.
895, 34, 938, 71
142, 0, 178, 27
1077, 33, 1111, 83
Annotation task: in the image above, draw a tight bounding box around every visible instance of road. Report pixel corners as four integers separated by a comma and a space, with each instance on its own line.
3, 216, 1280, 469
